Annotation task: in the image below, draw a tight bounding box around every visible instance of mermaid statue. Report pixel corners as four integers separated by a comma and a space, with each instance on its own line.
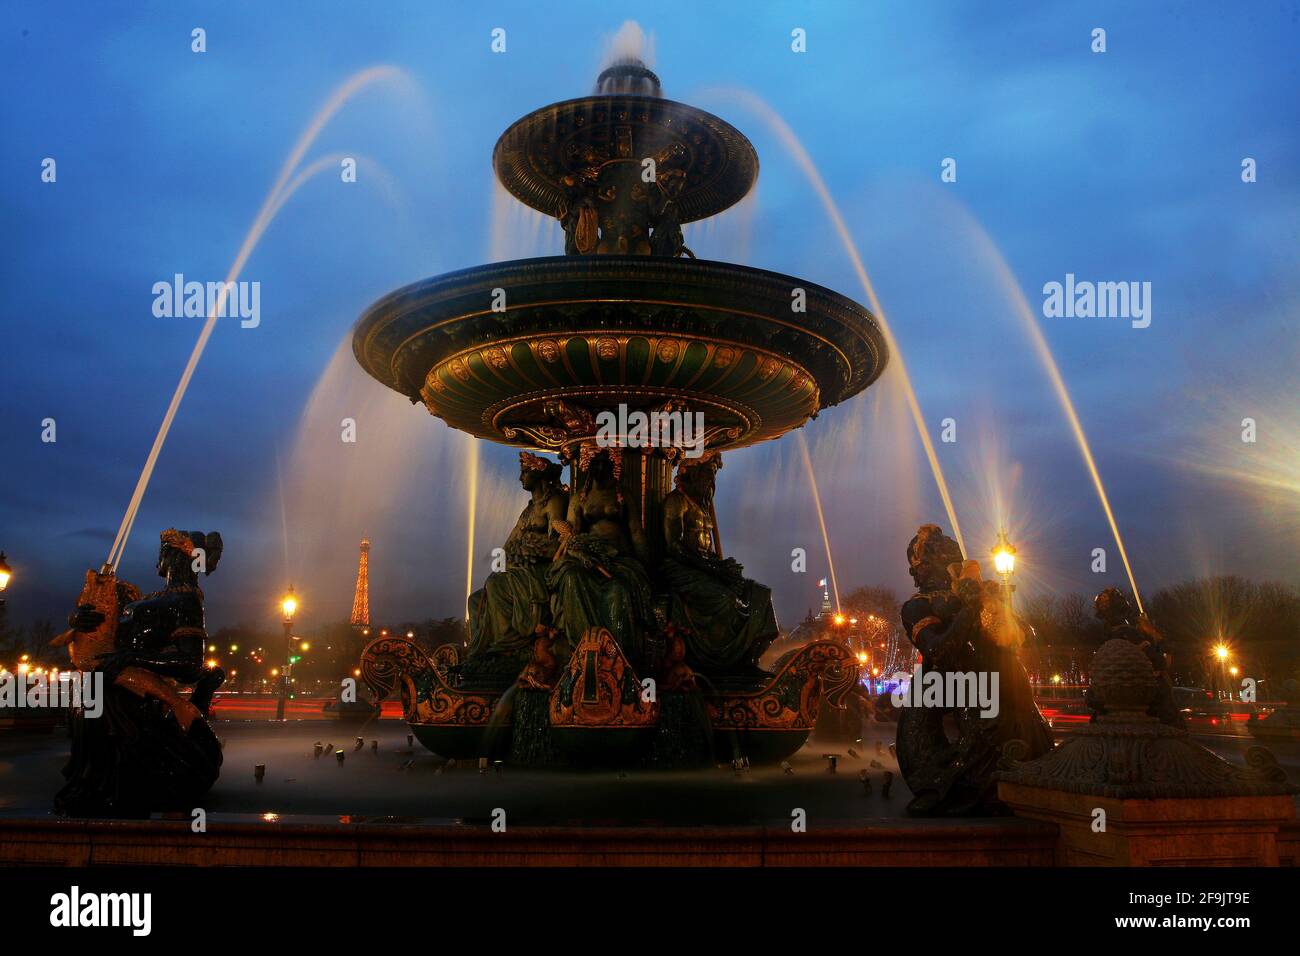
895, 524, 1053, 816
464, 452, 569, 680
661, 452, 777, 679
51, 529, 225, 817
547, 443, 654, 666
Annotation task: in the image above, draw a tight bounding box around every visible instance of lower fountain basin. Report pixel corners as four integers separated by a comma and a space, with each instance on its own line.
352, 256, 888, 452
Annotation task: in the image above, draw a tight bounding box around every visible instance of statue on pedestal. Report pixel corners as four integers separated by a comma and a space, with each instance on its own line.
896, 524, 1053, 816
547, 444, 654, 665
466, 453, 569, 678
51, 529, 225, 817
661, 453, 777, 678
1087, 586, 1182, 728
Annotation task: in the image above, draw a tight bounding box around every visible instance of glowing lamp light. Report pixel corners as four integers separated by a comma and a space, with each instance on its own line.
1052, 674, 1062, 684
205, 659, 218, 669
0, 551, 12, 592
406, 630, 414, 639
1228, 665, 1239, 676
855, 651, 868, 665
299, 641, 310, 652
281, 586, 298, 622
270, 667, 280, 677
1213, 644, 1229, 661
992, 530, 1016, 576
17, 663, 29, 674
833, 614, 846, 626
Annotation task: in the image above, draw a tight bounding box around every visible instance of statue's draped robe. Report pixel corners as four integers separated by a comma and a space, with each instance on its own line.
466, 492, 566, 661
547, 533, 654, 664
468, 563, 551, 658
663, 556, 777, 674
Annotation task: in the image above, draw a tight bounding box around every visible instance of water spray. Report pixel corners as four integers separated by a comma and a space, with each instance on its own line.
105, 66, 406, 571
956, 208, 1145, 612
714, 88, 967, 557
797, 430, 841, 612
464, 434, 480, 617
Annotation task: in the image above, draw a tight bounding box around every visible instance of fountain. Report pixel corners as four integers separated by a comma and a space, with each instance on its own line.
356, 59, 885, 766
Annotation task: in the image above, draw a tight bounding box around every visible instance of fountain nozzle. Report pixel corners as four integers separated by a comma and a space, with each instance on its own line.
594, 59, 661, 97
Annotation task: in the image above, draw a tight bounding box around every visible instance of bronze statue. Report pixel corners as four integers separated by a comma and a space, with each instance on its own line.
895, 524, 1052, 816
547, 444, 654, 665
661, 453, 777, 678
466, 453, 569, 675
1087, 586, 1183, 728
51, 529, 225, 817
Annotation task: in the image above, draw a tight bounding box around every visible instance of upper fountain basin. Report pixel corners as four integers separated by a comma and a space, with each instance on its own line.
494, 93, 759, 224
353, 255, 888, 453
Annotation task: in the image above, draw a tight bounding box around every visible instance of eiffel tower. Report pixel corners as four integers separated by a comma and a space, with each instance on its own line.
349, 538, 370, 630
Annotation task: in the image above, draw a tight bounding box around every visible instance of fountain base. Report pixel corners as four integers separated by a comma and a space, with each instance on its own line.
361, 635, 857, 768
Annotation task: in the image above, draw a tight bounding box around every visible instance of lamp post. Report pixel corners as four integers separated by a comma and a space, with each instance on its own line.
0, 552, 11, 607
1212, 642, 1230, 701
275, 586, 298, 721
991, 530, 1017, 610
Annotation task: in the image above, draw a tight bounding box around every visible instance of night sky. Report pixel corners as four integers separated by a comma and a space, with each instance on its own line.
2, 2, 1296, 635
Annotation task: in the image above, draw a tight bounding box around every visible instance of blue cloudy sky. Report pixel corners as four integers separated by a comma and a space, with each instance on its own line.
2, 1, 1296, 633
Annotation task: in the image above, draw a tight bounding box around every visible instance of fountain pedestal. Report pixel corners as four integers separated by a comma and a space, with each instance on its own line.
997, 638, 1296, 865
998, 787, 1295, 866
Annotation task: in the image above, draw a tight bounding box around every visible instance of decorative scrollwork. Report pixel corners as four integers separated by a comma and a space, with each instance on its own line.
706, 640, 858, 732
549, 627, 657, 728
360, 636, 496, 727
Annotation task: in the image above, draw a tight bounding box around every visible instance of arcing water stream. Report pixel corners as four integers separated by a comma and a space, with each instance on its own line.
105, 65, 409, 571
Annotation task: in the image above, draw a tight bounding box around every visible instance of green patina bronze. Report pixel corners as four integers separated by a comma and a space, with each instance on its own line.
357, 60, 878, 766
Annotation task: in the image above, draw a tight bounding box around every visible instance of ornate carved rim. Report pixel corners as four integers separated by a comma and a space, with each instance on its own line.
492, 94, 759, 223
353, 256, 888, 450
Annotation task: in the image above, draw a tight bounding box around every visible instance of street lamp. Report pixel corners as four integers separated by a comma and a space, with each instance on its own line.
0, 552, 11, 606
1211, 642, 1231, 700
991, 530, 1017, 609
275, 586, 298, 721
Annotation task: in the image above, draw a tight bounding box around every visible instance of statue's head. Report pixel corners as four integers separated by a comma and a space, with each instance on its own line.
675, 451, 721, 492
575, 443, 623, 502
1093, 587, 1135, 628
157, 529, 223, 584
906, 524, 963, 591
519, 451, 562, 490
577, 443, 621, 481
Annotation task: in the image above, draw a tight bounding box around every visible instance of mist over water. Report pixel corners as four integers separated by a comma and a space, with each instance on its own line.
267, 339, 519, 626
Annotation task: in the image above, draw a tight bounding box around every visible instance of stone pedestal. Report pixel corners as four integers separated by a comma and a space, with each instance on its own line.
997, 638, 1296, 866
999, 783, 1294, 865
